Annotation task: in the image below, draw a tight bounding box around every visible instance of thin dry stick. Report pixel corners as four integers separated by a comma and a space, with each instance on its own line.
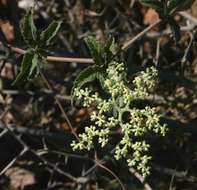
0, 129, 7, 137
2, 44, 80, 140
40, 72, 80, 141
3, 44, 80, 141
47, 56, 94, 63
179, 11, 197, 25
94, 153, 126, 190
0, 148, 28, 175
129, 168, 153, 190
3, 19, 162, 65
5, 18, 161, 64
121, 19, 161, 51
8, 44, 94, 64
0, 121, 79, 182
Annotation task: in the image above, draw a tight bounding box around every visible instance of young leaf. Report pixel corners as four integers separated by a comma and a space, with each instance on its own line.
168, 16, 181, 44
105, 37, 117, 55
73, 65, 104, 91
21, 8, 37, 47
139, 0, 163, 12
85, 36, 104, 65
12, 51, 34, 85
40, 21, 62, 46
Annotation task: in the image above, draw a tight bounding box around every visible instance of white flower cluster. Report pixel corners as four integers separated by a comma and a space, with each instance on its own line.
71, 61, 167, 176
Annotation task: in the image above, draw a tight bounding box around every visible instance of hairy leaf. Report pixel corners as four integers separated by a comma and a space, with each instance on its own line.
29, 53, 40, 79
12, 51, 34, 85
12, 52, 41, 85
104, 37, 118, 63
85, 37, 104, 65
105, 37, 117, 56
40, 21, 62, 46
21, 8, 37, 47
73, 65, 104, 91
168, 16, 181, 44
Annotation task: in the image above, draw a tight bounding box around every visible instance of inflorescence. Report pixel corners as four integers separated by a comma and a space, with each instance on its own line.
71, 61, 167, 176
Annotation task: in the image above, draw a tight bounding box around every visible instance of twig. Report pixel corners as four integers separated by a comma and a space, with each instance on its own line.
37, 149, 89, 160
0, 89, 71, 101
179, 11, 197, 25
181, 33, 194, 64
1, 18, 161, 64
0, 60, 7, 74
3, 12, 196, 65
40, 72, 80, 141
46, 56, 94, 64
0, 148, 28, 175
0, 129, 8, 137
94, 152, 126, 190
29, 149, 81, 182
154, 38, 161, 66
129, 168, 153, 190
0, 121, 80, 183
6, 44, 94, 64
147, 24, 197, 38
121, 19, 162, 51
152, 164, 197, 183
0, 122, 71, 140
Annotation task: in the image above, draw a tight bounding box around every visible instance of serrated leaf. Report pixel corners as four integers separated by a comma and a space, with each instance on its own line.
102, 37, 118, 65
71, 65, 105, 105
12, 52, 41, 85
40, 21, 62, 46
21, 8, 37, 47
168, 16, 181, 44
140, 0, 163, 12
29, 53, 40, 78
12, 51, 34, 85
105, 37, 117, 55
73, 66, 104, 91
96, 71, 106, 90
168, 0, 195, 14
85, 37, 104, 65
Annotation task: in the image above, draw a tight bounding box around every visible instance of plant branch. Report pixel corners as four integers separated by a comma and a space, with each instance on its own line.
121, 18, 162, 51
0, 121, 80, 183
1, 18, 162, 64
40, 72, 80, 141
5, 43, 94, 64
94, 152, 126, 190
129, 168, 153, 190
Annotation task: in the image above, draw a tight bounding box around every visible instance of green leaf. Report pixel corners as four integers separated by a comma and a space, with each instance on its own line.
40, 21, 62, 46
168, 16, 181, 44
28, 53, 40, 79
168, 0, 182, 12
96, 71, 106, 90
105, 37, 117, 56
85, 36, 104, 65
101, 37, 118, 65
168, 0, 195, 14
73, 65, 104, 91
21, 8, 37, 47
71, 65, 105, 105
12, 52, 41, 85
139, 0, 163, 12
105, 37, 117, 58
12, 51, 34, 85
